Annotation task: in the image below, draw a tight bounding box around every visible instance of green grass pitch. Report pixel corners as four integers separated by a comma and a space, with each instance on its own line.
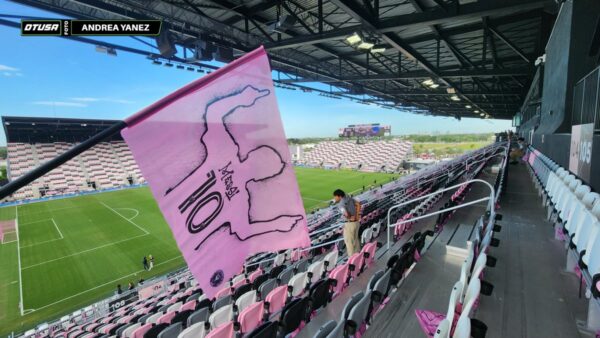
0, 167, 397, 334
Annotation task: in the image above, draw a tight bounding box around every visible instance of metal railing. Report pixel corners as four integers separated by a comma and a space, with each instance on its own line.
386, 178, 497, 249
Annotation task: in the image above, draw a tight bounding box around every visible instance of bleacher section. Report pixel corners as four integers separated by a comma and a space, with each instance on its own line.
17, 142, 507, 338
300, 140, 412, 172
6, 141, 145, 201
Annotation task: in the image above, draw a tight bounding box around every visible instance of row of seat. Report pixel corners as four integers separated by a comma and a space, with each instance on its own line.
527, 148, 600, 301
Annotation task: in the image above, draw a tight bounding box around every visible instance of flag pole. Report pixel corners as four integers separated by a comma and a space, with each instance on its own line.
0, 121, 127, 200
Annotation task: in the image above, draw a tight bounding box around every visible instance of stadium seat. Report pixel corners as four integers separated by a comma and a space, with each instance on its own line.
177, 321, 208, 338
157, 322, 182, 338
245, 321, 278, 338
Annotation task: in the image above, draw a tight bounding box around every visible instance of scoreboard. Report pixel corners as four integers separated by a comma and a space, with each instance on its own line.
338, 123, 391, 137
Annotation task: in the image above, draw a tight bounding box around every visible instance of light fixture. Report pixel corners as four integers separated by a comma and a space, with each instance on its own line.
345, 32, 362, 45
446, 88, 456, 94
197, 68, 205, 73
81, 123, 87, 127
370, 47, 386, 54
429, 83, 440, 89
422, 79, 434, 86
450, 95, 460, 101
151, 60, 162, 66
474, 110, 479, 113
357, 40, 375, 50
465, 105, 472, 109
480, 113, 485, 116
164, 63, 174, 67
176, 64, 185, 70
186, 67, 195, 71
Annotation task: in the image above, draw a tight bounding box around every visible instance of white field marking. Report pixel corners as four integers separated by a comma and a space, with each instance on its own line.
19, 219, 54, 226
18, 205, 80, 216
116, 208, 140, 221
15, 204, 24, 316
23, 255, 183, 314
4, 230, 16, 234
100, 202, 149, 235
51, 218, 64, 239
2, 240, 16, 244
302, 197, 328, 202
21, 233, 149, 270
19, 238, 63, 249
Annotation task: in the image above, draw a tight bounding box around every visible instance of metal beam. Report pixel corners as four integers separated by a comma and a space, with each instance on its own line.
278, 67, 532, 82
263, 0, 551, 50
488, 25, 532, 63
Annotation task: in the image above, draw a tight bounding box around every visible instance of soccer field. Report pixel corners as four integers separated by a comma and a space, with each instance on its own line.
0, 167, 397, 334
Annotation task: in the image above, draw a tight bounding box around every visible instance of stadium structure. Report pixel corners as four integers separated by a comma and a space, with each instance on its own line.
3, 117, 145, 202
0, 1, 599, 338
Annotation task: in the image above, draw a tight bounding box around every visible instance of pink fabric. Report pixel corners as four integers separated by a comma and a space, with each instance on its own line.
180, 300, 197, 312
206, 321, 234, 338
157, 311, 177, 324
329, 264, 349, 296
215, 286, 231, 299
238, 300, 264, 333
348, 253, 364, 277
415, 309, 445, 337
414, 250, 421, 262
131, 323, 152, 338
121, 46, 311, 297
555, 226, 566, 241
265, 285, 288, 313
361, 242, 377, 267
248, 269, 262, 283
231, 279, 247, 291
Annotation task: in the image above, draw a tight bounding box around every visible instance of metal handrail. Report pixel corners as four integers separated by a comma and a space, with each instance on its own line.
386, 178, 496, 249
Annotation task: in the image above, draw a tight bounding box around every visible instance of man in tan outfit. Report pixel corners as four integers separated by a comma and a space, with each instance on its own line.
333, 189, 362, 256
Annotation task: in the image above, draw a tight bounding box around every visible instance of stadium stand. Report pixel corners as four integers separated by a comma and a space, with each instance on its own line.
12, 140, 508, 338
300, 140, 412, 172
2, 117, 145, 202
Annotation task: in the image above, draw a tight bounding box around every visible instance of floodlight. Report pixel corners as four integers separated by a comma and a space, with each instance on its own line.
422, 79, 434, 86
465, 105, 472, 109
345, 32, 362, 45
450, 95, 460, 101
370, 47, 386, 54
357, 40, 375, 50
429, 83, 440, 89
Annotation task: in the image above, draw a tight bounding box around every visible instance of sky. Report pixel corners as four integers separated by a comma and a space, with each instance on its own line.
0, 2, 513, 146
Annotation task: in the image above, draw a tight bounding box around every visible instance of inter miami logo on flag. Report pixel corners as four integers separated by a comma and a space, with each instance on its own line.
121, 47, 310, 296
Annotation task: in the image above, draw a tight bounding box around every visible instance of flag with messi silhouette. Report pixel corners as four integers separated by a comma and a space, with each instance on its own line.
121, 46, 310, 297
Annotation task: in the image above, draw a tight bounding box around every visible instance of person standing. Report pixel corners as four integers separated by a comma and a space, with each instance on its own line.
333, 189, 362, 256
149, 254, 154, 271
143, 256, 149, 271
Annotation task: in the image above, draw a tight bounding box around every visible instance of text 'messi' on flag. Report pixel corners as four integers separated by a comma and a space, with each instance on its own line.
121, 46, 310, 296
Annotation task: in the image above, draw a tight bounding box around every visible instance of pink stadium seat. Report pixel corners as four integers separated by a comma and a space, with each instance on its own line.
329, 263, 349, 297
238, 300, 264, 333
265, 285, 288, 314
131, 323, 152, 338
157, 311, 177, 325
205, 321, 234, 338
180, 300, 197, 312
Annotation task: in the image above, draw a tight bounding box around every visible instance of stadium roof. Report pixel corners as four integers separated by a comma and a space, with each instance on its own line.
5, 0, 558, 120
2, 116, 123, 143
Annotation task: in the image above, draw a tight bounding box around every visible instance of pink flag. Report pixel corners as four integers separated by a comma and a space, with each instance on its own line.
121, 46, 310, 297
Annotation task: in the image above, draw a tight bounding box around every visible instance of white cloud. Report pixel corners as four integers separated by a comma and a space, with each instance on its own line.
32, 101, 87, 107
0, 64, 19, 72
69, 97, 134, 104
70, 97, 100, 102
105, 98, 135, 104
3, 72, 12, 77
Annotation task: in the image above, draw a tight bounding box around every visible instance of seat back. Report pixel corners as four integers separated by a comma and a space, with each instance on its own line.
258, 278, 277, 299
232, 283, 253, 301
307, 260, 326, 283
340, 291, 364, 321
164, 324, 189, 338
348, 253, 364, 278
208, 304, 233, 329
279, 298, 309, 335
308, 279, 331, 311
238, 300, 264, 333
433, 319, 450, 338
122, 323, 141, 338
471, 254, 487, 280
187, 307, 210, 327
288, 272, 309, 297
313, 320, 337, 338
373, 270, 392, 298
245, 321, 278, 338
213, 295, 232, 312
323, 250, 339, 272
235, 290, 257, 313
445, 281, 464, 326
205, 321, 233, 338
367, 270, 385, 290
452, 315, 471, 338
277, 266, 295, 285
325, 320, 344, 338
347, 290, 372, 330
265, 285, 288, 314
462, 278, 481, 318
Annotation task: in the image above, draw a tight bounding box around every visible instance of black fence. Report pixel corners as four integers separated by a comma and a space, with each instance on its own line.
572, 66, 600, 130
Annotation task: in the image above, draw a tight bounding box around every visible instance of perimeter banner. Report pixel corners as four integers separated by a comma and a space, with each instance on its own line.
121, 46, 310, 296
